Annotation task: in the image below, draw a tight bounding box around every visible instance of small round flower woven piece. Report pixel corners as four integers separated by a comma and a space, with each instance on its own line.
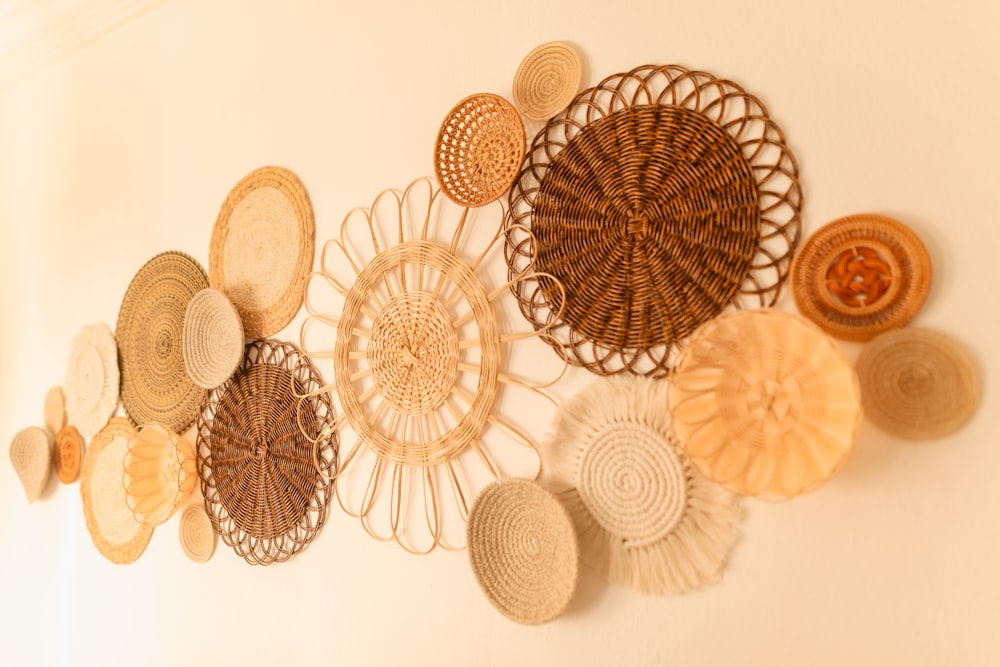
790, 213, 931, 341
467, 478, 578, 625
512, 41, 583, 121
434, 93, 526, 207
669, 309, 862, 499
855, 328, 979, 440
183, 287, 244, 389
53, 425, 83, 484
80, 418, 153, 564
10, 426, 52, 503
210, 166, 315, 337
123, 423, 196, 526
44, 386, 66, 435
179, 504, 216, 563
64, 322, 120, 439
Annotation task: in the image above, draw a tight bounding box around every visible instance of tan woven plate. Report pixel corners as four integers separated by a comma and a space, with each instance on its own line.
855, 327, 979, 440
54, 425, 83, 484
64, 322, 120, 439
179, 504, 216, 563
507, 64, 802, 376
80, 418, 153, 564
10, 426, 52, 503
790, 213, 931, 341
467, 478, 578, 625
123, 423, 196, 526
43, 386, 66, 434
117, 251, 208, 433
512, 41, 583, 121
669, 309, 861, 499
183, 287, 244, 389
434, 93, 525, 207
210, 166, 315, 337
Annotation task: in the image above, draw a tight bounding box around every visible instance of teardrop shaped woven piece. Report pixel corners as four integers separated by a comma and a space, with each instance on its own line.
183, 287, 244, 389
855, 327, 978, 440
10, 426, 52, 503
467, 478, 578, 624
791, 213, 931, 341
117, 252, 208, 433
434, 93, 525, 207
179, 504, 216, 563
669, 309, 861, 499
54, 425, 83, 484
64, 322, 120, 438
512, 41, 582, 120
44, 386, 66, 435
210, 166, 315, 337
123, 423, 196, 526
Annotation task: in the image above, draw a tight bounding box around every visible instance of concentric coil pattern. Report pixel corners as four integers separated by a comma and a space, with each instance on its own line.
179, 504, 216, 563
434, 93, 526, 207
183, 287, 244, 389
507, 64, 802, 376
54, 425, 83, 484
197, 338, 337, 565
512, 41, 583, 120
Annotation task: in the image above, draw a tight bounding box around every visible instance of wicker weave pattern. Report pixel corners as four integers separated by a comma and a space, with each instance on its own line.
512, 41, 583, 121
10, 426, 52, 503
179, 504, 216, 563
507, 64, 802, 376
197, 339, 337, 565
54, 425, 83, 484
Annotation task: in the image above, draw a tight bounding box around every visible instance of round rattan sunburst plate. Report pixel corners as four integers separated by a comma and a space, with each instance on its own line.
197, 339, 337, 565
434, 93, 526, 207
512, 41, 583, 121
507, 64, 802, 376
791, 213, 931, 341
116, 251, 208, 433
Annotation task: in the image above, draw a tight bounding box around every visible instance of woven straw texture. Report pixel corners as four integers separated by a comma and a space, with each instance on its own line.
507, 64, 802, 376
512, 41, 583, 121
44, 386, 66, 435
54, 425, 83, 484
80, 418, 153, 564
64, 322, 120, 439
117, 251, 208, 433
124, 423, 196, 526
541, 376, 741, 595
791, 213, 931, 341
183, 287, 244, 389
209, 166, 315, 337
10, 426, 52, 503
197, 339, 337, 565
670, 309, 861, 499
855, 327, 979, 440
467, 478, 578, 625
179, 504, 216, 563
434, 93, 525, 207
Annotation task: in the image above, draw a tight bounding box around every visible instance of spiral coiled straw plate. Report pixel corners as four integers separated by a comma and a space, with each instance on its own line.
9, 426, 52, 503
197, 339, 337, 565
183, 287, 244, 389
179, 504, 216, 563
855, 328, 979, 440
791, 214, 931, 341
54, 425, 83, 484
44, 386, 66, 435
64, 322, 120, 439
467, 479, 578, 624
117, 251, 208, 433
507, 64, 802, 376
512, 41, 583, 120
124, 423, 196, 526
434, 93, 526, 207
670, 310, 861, 499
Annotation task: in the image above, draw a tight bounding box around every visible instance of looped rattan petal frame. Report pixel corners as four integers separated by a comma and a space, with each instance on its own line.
123, 422, 196, 526
197, 338, 337, 565
506, 64, 803, 376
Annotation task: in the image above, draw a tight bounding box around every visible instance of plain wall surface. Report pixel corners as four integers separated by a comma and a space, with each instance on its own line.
1, 1, 998, 665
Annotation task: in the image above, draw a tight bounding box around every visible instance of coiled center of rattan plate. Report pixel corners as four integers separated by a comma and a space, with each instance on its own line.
726, 366, 807, 442
533, 105, 759, 348
368, 293, 459, 416
825, 245, 895, 309
577, 422, 688, 547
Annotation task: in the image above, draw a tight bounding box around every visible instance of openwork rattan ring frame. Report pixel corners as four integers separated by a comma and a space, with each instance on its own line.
506, 64, 803, 376
197, 338, 338, 565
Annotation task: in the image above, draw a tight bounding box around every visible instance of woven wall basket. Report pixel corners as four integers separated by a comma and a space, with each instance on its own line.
210, 166, 315, 338
467, 478, 579, 624
540, 376, 741, 595
512, 41, 583, 121
54, 424, 83, 484
790, 213, 931, 341
506, 64, 803, 376
855, 327, 979, 440
80, 418, 153, 564
183, 287, 244, 389
197, 338, 337, 565
117, 251, 208, 433
10, 426, 53, 503
669, 309, 861, 499
44, 386, 66, 435
124, 422, 196, 526
179, 503, 216, 563
64, 322, 120, 439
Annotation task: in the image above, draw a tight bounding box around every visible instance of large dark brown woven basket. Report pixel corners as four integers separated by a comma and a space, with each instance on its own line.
506, 64, 803, 376
196, 338, 338, 565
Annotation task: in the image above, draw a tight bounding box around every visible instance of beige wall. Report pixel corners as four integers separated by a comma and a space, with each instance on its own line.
1, 1, 998, 664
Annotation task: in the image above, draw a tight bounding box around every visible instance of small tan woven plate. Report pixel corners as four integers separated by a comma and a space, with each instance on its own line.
64, 322, 120, 439
467, 478, 578, 625
856, 327, 979, 440
80, 418, 153, 564
183, 287, 244, 389
179, 504, 216, 563
791, 213, 932, 341
10, 426, 53, 503
434, 93, 526, 207
210, 166, 315, 338
123, 423, 196, 526
44, 386, 66, 434
512, 41, 583, 121
54, 425, 83, 484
